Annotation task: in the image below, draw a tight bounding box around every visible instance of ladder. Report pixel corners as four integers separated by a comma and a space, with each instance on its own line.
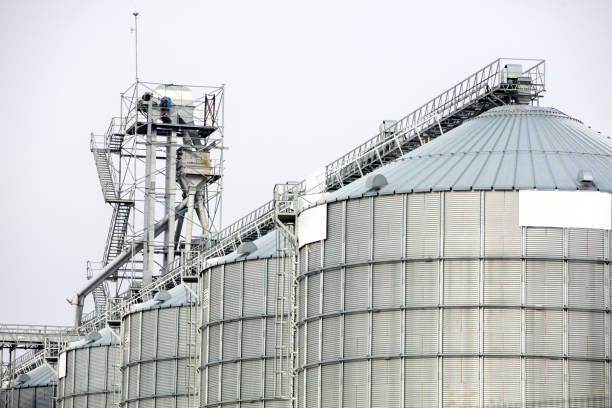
272, 184, 300, 401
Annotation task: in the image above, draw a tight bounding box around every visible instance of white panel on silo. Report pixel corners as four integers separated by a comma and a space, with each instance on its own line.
405, 309, 438, 355
297, 203, 327, 248
372, 359, 401, 407
443, 357, 478, 407
405, 358, 438, 407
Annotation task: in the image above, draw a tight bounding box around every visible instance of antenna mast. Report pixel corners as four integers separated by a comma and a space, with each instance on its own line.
133, 11, 139, 83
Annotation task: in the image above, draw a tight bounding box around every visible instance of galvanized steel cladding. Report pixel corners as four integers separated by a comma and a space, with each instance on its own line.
57, 343, 120, 408
1, 365, 57, 408
200, 256, 292, 407
297, 191, 611, 407
120, 287, 199, 408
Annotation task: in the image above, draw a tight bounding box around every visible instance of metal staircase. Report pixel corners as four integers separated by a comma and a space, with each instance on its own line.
92, 147, 118, 202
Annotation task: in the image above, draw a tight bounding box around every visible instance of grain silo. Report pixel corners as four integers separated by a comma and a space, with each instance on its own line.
120, 283, 199, 408
56, 327, 120, 408
200, 230, 292, 407
1, 364, 56, 408
295, 105, 612, 407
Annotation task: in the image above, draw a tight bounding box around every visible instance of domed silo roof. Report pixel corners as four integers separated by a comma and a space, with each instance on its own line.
205, 228, 281, 267
130, 282, 196, 312
64, 327, 119, 351
11, 365, 56, 389
319, 105, 612, 204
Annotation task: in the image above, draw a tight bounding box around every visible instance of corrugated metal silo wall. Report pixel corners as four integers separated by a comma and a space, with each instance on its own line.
297, 191, 611, 407
2, 386, 55, 408
200, 258, 292, 407
120, 302, 200, 407
57, 345, 120, 408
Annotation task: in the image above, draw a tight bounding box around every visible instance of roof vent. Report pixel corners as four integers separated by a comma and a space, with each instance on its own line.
153, 291, 171, 302
365, 174, 388, 191
85, 331, 102, 343
577, 169, 594, 187
16, 374, 30, 384
237, 242, 257, 255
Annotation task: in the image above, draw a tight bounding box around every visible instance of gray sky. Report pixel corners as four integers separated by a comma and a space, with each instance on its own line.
1, 0, 611, 325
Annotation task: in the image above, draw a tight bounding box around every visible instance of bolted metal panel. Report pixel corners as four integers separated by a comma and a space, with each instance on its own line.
306, 322, 319, 365
128, 313, 141, 362
299, 247, 307, 276
372, 263, 402, 309
321, 316, 341, 361
526, 261, 563, 307
222, 321, 239, 360
221, 362, 238, 402
568, 228, 605, 259
526, 358, 563, 405
321, 364, 340, 407
305, 368, 319, 407
484, 191, 522, 256
207, 364, 219, 404
344, 266, 368, 311
139, 362, 154, 397
243, 261, 265, 316
140, 311, 156, 360
308, 241, 322, 272
443, 308, 478, 354
568, 360, 607, 404
406, 193, 440, 258
345, 198, 370, 264
568, 311, 605, 358
405, 358, 438, 407
241, 319, 263, 358
405, 309, 438, 355
208, 325, 220, 363
483, 357, 521, 407
442, 357, 479, 407
127, 365, 138, 399
223, 263, 241, 320
443, 260, 479, 304
344, 313, 368, 358
307, 275, 320, 318
371, 311, 401, 356
371, 359, 401, 407
210, 266, 222, 322
87, 347, 105, 392
483, 309, 521, 354
298, 278, 306, 322
297, 370, 305, 408
568, 262, 605, 309
156, 360, 176, 395
322, 269, 341, 314
65, 350, 74, 395
267, 259, 279, 314
297, 325, 305, 368
157, 308, 178, 358
240, 360, 262, 400
373, 194, 403, 260
342, 361, 367, 408
74, 349, 88, 393
484, 260, 521, 305
324, 202, 343, 267
526, 310, 564, 356
405, 262, 438, 306
526, 227, 563, 258
444, 191, 480, 257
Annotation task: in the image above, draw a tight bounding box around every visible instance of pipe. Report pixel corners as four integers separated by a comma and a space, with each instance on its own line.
68, 198, 188, 327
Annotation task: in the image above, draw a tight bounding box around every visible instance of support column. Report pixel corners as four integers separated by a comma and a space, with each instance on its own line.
143, 99, 157, 285
163, 130, 177, 271
184, 188, 196, 253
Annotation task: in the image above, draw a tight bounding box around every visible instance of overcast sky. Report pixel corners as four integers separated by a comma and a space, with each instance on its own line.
1, 0, 611, 326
